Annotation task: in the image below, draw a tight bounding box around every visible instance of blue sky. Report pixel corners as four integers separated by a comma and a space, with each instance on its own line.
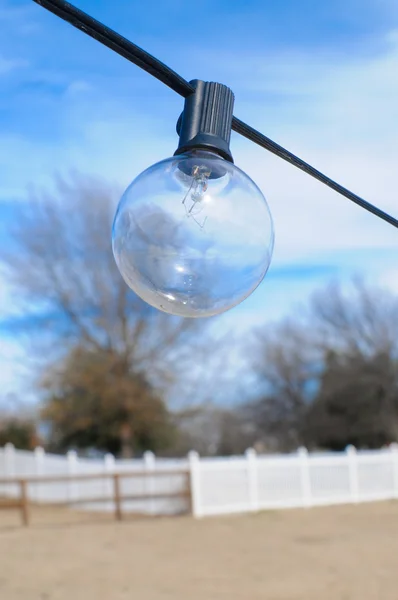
1, 0, 398, 399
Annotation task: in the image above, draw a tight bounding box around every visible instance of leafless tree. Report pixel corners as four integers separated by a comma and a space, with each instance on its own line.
172, 403, 257, 456
0, 173, 225, 410
245, 319, 319, 450
247, 280, 398, 451
303, 348, 398, 450
310, 278, 398, 358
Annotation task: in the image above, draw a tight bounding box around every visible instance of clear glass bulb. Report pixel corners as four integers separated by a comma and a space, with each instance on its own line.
112, 150, 274, 318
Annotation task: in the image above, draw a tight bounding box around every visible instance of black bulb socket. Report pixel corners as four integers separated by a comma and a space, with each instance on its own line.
174, 80, 234, 163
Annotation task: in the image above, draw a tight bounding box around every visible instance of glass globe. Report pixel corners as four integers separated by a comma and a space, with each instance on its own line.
112, 150, 274, 318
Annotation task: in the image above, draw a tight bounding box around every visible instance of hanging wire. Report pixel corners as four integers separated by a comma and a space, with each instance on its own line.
231, 118, 398, 228
33, 0, 398, 229
33, 0, 195, 97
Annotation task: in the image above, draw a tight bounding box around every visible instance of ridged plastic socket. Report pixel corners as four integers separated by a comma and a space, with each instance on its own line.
175, 80, 235, 162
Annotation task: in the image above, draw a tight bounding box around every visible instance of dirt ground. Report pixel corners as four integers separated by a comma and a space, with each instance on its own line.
1, 502, 398, 600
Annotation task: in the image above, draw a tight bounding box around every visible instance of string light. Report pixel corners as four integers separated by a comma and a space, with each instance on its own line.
32, 0, 398, 317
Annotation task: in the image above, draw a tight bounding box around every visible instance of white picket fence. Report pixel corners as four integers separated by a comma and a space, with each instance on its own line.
1, 444, 398, 518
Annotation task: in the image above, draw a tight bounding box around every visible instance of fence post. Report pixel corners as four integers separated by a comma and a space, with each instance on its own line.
245, 448, 259, 512
4, 443, 16, 498
34, 446, 45, 502
298, 447, 312, 508
346, 445, 359, 504
390, 443, 398, 499
104, 453, 115, 508
113, 474, 122, 521
143, 451, 156, 515
188, 451, 202, 518
19, 479, 30, 527
67, 450, 78, 504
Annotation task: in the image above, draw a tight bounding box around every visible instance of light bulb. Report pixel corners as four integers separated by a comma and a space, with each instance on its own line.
112, 149, 274, 318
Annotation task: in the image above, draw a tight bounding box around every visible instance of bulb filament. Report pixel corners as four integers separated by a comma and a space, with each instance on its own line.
182, 164, 211, 228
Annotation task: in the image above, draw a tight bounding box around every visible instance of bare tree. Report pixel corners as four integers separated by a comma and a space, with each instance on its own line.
303, 349, 398, 450
1, 174, 223, 413
172, 403, 257, 456
246, 280, 398, 451
310, 278, 398, 358
0, 174, 233, 454
246, 320, 319, 450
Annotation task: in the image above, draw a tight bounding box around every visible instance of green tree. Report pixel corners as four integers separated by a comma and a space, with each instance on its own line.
42, 345, 177, 456
0, 418, 38, 450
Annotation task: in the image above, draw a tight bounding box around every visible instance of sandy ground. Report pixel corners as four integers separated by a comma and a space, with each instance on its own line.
1, 502, 398, 600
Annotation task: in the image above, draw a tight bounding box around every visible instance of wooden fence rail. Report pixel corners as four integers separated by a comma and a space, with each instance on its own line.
0, 469, 191, 527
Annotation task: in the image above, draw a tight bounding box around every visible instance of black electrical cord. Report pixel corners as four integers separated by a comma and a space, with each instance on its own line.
34, 0, 194, 97
231, 118, 398, 228
33, 0, 398, 229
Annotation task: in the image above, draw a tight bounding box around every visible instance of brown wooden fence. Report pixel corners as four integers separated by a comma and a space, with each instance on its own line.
0, 469, 191, 526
